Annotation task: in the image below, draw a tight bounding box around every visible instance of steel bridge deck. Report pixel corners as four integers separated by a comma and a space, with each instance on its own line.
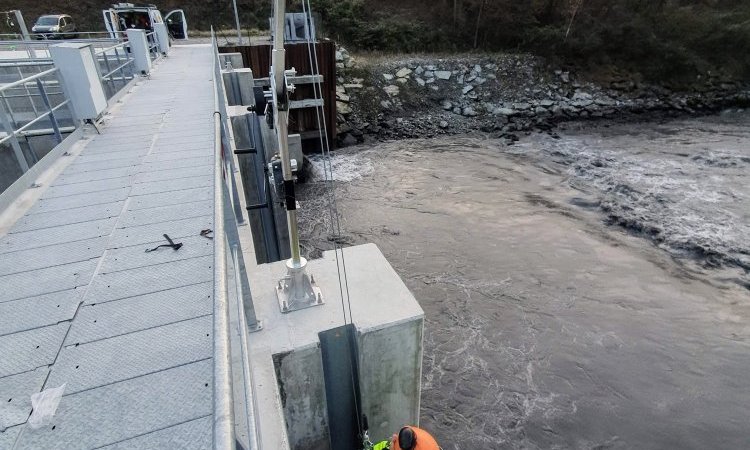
0, 45, 217, 449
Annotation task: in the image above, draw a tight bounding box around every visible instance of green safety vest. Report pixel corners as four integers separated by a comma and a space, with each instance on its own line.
373, 440, 390, 450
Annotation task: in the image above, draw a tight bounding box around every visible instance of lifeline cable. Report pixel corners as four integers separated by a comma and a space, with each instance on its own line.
301, 0, 355, 325
301, 0, 363, 440
297, 2, 352, 324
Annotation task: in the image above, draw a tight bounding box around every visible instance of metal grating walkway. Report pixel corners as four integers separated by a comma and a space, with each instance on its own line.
0, 45, 217, 449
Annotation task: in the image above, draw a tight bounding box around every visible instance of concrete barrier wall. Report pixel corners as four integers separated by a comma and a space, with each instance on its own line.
274, 346, 330, 450
247, 244, 425, 450
358, 319, 424, 443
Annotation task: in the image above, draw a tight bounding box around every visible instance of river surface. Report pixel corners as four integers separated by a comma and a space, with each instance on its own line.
299, 112, 750, 449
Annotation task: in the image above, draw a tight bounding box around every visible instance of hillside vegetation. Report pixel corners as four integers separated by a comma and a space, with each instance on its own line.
311, 0, 750, 84
3, 0, 749, 83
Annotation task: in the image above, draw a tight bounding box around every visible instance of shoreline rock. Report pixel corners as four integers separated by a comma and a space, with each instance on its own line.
333, 46, 750, 146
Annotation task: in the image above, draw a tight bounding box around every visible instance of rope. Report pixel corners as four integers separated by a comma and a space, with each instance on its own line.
301, 0, 355, 323
301, 0, 363, 439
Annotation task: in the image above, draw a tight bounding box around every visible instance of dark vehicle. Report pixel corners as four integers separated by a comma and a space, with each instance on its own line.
31, 14, 77, 39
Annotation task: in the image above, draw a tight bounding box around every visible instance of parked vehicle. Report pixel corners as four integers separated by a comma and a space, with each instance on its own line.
103, 3, 187, 40
31, 14, 77, 39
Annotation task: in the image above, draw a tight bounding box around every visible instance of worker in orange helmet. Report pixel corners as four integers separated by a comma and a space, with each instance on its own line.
390, 425, 441, 450
367, 420, 440, 450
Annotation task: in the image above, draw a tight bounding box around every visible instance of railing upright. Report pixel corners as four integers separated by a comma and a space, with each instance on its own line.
0, 68, 72, 174
35, 77, 63, 144
18, 66, 41, 118
0, 99, 29, 172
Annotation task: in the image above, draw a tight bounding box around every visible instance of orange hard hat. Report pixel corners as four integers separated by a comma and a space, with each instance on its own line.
391, 426, 440, 450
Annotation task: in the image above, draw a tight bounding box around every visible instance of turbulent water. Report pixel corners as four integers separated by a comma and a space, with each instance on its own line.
298, 112, 750, 449
514, 111, 750, 287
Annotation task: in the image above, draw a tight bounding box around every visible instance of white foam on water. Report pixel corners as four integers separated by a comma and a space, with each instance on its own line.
307, 152, 374, 182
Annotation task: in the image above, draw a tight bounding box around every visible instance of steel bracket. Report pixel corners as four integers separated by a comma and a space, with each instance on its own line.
276, 257, 323, 313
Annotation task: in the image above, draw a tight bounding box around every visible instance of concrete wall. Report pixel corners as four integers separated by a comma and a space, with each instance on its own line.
222, 68, 255, 107
273, 346, 330, 450
358, 319, 424, 443
270, 317, 424, 450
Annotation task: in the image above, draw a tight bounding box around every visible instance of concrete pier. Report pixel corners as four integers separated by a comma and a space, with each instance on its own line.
245, 243, 424, 450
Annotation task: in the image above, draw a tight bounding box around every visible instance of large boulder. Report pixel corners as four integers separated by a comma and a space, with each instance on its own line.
493, 107, 515, 116
337, 101, 352, 115
435, 71, 452, 80
395, 67, 413, 78
384, 85, 400, 96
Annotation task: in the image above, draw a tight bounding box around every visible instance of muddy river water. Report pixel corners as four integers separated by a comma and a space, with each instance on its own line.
299, 112, 750, 449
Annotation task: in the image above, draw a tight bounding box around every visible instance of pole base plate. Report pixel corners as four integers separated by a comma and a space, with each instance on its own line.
276, 257, 323, 313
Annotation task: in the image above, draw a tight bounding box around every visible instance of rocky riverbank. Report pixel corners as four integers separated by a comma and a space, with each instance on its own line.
333, 47, 750, 146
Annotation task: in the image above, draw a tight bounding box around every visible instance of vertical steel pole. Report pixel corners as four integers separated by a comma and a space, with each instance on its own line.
0, 89, 19, 130
0, 100, 30, 172
114, 45, 128, 83
36, 78, 62, 143
102, 50, 115, 93
19, 66, 40, 118
271, 0, 322, 312
271, 0, 303, 267
232, 0, 243, 45
13, 10, 37, 59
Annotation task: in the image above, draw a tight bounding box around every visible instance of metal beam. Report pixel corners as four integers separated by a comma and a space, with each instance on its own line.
290, 98, 324, 109
254, 74, 324, 87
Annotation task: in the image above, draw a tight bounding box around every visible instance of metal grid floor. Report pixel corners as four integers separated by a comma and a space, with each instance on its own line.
0, 45, 216, 449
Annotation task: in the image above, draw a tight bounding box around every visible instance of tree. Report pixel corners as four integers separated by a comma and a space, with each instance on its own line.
564, 0, 584, 42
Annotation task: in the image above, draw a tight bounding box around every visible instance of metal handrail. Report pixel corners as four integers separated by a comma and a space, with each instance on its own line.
95, 41, 128, 55
0, 100, 68, 146
94, 41, 136, 100
100, 61, 133, 81
0, 38, 121, 47
212, 29, 262, 450
0, 60, 54, 67
0, 66, 70, 174
0, 67, 56, 94
213, 32, 238, 450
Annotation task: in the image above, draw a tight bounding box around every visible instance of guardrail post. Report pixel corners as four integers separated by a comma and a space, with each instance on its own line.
125, 29, 152, 75
49, 43, 107, 121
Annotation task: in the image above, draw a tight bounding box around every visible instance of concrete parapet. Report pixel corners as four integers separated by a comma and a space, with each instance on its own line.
222, 68, 255, 107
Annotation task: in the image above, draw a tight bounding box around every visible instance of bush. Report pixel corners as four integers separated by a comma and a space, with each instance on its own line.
308, 0, 750, 84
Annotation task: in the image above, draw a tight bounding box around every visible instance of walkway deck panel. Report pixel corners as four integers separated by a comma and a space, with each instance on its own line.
0, 45, 218, 449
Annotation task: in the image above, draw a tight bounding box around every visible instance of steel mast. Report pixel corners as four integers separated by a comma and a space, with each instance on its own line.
271, 0, 322, 312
